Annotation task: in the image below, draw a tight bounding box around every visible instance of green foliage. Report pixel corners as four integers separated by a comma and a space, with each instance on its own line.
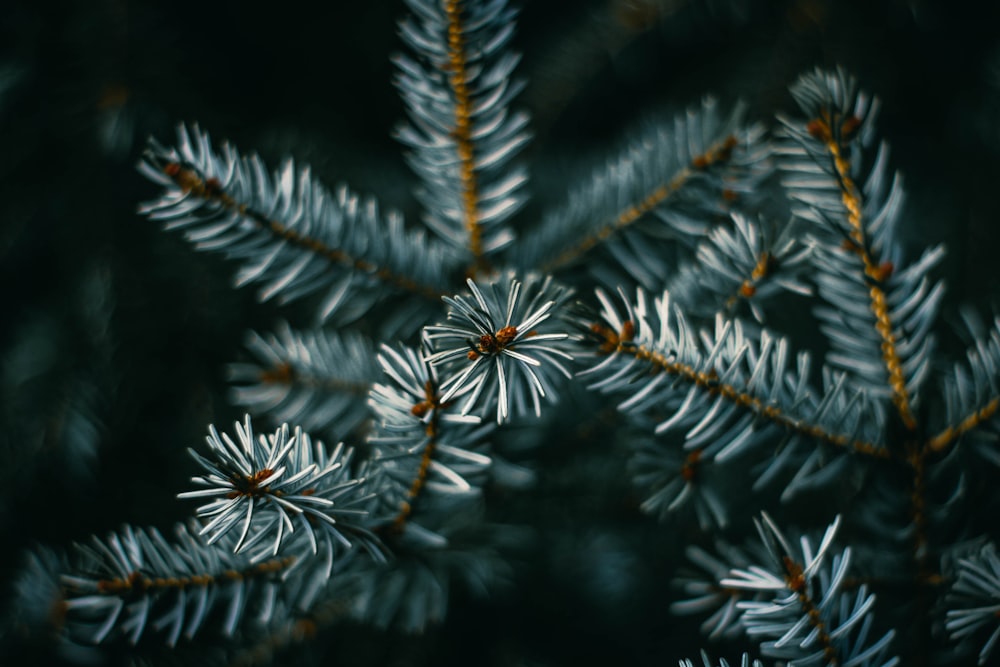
3, 1, 1000, 666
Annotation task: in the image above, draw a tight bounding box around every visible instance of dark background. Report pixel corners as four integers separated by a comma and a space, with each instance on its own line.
2, 0, 1000, 664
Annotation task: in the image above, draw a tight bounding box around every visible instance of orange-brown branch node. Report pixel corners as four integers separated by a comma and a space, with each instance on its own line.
258, 361, 370, 396
734, 251, 773, 300
410, 380, 452, 423
227, 468, 277, 499
259, 363, 295, 385
781, 554, 840, 665
680, 448, 702, 482
590, 320, 635, 354
468, 325, 519, 360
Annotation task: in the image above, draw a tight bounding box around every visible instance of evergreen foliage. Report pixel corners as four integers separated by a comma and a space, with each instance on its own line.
3, 1, 1000, 666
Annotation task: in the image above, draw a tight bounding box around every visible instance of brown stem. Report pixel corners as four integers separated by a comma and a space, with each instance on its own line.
89, 556, 296, 596
725, 250, 772, 308
387, 381, 446, 533
782, 555, 841, 666
444, 0, 490, 277
926, 396, 1000, 453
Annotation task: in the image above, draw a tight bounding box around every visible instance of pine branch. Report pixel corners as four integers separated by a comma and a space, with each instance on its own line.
667, 212, 813, 324
8, 547, 80, 659
945, 541, 1000, 665
227, 323, 379, 443
929, 315, 1000, 455
138, 125, 454, 324
24, 0, 1000, 661
55, 419, 391, 649
672, 540, 770, 640
324, 500, 514, 632
368, 340, 492, 541
230, 604, 343, 667
60, 523, 297, 646
580, 287, 888, 507
777, 68, 945, 431
177, 417, 380, 567
395, 0, 530, 274
720, 514, 898, 667
629, 433, 730, 529
519, 99, 770, 285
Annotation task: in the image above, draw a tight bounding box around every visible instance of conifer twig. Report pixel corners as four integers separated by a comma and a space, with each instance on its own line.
605, 334, 887, 459
805, 112, 917, 430
155, 160, 444, 300
541, 133, 739, 273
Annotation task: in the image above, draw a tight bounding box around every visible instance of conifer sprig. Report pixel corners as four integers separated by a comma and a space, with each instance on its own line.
581, 286, 888, 509
722, 515, 897, 666
228, 323, 379, 443
11, 0, 1000, 661
177, 417, 377, 563
425, 273, 576, 423
519, 99, 771, 287
138, 125, 453, 324
60, 524, 296, 646
680, 515, 898, 667
667, 213, 813, 324
395, 0, 530, 273
930, 315, 1000, 455
672, 540, 770, 641
368, 340, 492, 540
945, 541, 1000, 665
777, 68, 945, 430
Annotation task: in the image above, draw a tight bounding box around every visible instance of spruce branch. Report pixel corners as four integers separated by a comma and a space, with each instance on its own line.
777, 68, 945, 431
395, 0, 530, 274
945, 541, 1000, 665
228, 323, 379, 443
7, 547, 81, 660
720, 514, 898, 667
325, 500, 515, 632
672, 540, 771, 641
19, 0, 1000, 660
368, 339, 492, 539
668, 212, 813, 324
580, 287, 888, 507
138, 124, 453, 324
177, 417, 379, 566
60, 524, 297, 646
519, 98, 770, 285
929, 315, 1000, 455
629, 433, 730, 529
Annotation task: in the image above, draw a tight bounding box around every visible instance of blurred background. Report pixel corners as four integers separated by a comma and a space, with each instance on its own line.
2, 0, 1000, 664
